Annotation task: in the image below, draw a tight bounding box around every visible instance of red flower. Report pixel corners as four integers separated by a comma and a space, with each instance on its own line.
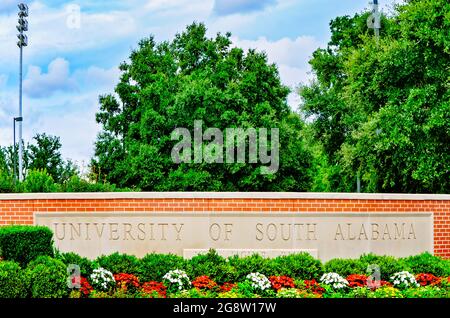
141, 281, 167, 298
303, 279, 325, 294
192, 276, 218, 290
80, 277, 93, 297
220, 282, 237, 293
415, 273, 441, 286
346, 274, 368, 288
269, 276, 295, 291
113, 273, 140, 291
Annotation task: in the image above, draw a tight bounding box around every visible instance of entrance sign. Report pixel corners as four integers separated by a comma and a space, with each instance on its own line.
35, 212, 433, 261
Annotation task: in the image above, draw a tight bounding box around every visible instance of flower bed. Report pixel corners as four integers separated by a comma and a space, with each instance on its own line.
1, 248, 450, 298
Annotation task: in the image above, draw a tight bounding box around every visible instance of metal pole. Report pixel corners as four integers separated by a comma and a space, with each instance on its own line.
357, 171, 361, 193
18, 44, 23, 181
13, 118, 16, 182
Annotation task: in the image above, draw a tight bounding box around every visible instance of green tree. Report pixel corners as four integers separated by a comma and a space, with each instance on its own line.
93, 22, 312, 191
300, 0, 450, 193
28, 133, 77, 184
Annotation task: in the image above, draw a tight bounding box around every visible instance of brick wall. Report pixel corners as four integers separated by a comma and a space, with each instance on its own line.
0, 192, 449, 258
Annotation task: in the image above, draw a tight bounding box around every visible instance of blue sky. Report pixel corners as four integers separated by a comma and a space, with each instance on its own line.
0, 0, 399, 170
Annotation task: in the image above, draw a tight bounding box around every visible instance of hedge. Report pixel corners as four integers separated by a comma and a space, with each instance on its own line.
0, 225, 54, 266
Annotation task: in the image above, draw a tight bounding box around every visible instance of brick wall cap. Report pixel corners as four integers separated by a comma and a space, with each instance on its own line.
0, 192, 449, 201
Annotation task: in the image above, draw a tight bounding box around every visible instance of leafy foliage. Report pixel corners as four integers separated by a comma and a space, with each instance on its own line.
26, 256, 68, 298
300, 0, 450, 193
324, 258, 366, 277
186, 250, 237, 284
0, 225, 54, 267
95, 253, 141, 277
57, 252, 94, 277
0, 261, 28, 298
272, 253, 324, 280
93, 22, 312, 191
401, 252, 450, 277
139, 253, 187, 282
359, 254, 408, 281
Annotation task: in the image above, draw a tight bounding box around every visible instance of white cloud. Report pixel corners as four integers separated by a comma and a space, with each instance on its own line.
73, 65, 121, 90
233, 35, 321, 69
213, 0, 277, 16
0, 0, 326, 163
232, 35, 321, 109
0, 1, 140, 67
23, 57, 76, 98
28, 92, 101, 164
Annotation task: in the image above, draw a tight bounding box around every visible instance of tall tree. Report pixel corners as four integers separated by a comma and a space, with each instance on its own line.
300, 0, 450, 193
27, 133, 78, 183
93, 22, 312, 191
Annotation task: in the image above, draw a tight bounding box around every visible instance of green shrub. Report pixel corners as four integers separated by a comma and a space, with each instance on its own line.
21, 169, 59, 193
0, 170, 15, 193
57, 252, 94, 277
186, 250, 237, 284
359, 254, 408, 281
0, 225, 54, 267
0, 261, 28, 298
347, 286, 373, 298
401, 252, 450, 276
95, 252, 141, 276
26, 256, 68, 298
169, 288, 217, 298
139, 253, 186, 282
324, 258, 365, 277
227, 254, 277, 281
272, 253, 324, 280
401, 286, 448, 298
62, 175, 120, 192
234, 281, 257, 298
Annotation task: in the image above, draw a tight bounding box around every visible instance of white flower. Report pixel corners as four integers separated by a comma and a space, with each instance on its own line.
320, 273, 348, 290
163, 269, 191, 291
246, 273, 271, 291
89, 268, 115, 292
390, 271, 419, 289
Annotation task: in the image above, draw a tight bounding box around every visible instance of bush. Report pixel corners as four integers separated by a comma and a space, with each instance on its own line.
0, 170, 15, 193
95, 252, 141, 276
359, 254, 407, 281
0, 225, 54, 267
271, 253, 324, 280
372, 286, 403, 298
324, 258, 365, 277
62, 175, 120, 192
26, 256, 68, 298
139, 253, 186, 282
401, 286, 449, 298
227, 254, 277, 281
0, 261, 28, 298
21, 169, 59, 193
57, 252, 94, 277
186, 250, 237, 284
401, 252, 450, 276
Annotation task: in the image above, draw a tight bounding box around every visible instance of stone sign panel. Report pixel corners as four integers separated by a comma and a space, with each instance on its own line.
34, 212, 433, 261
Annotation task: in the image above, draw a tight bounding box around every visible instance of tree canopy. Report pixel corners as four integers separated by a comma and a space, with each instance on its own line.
300, 0, 450, 193
93, 22, 312, 191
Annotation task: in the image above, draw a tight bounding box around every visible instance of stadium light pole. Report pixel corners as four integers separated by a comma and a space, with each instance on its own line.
12, 116, 22, 183
369, 0, 381, 42
17, 3, 28, 181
